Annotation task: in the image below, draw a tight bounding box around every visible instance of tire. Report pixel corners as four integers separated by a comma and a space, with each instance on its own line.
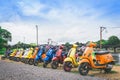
34, 60, 39, 66
78, 62, 90, 75
22, 58, 25, 63
13, 57, 16, 61
63, 61, 72, 72
21, 58, 24, 62
104, 68, 112, 73
25, 58, 29, 64
1, 56, 6, 60
9, 56, 13, 60
28, 59, 34, 65
51, 61, 58, 69
16, 57, 20, 62
43, 62, 48, 68
104, 63, 113, 73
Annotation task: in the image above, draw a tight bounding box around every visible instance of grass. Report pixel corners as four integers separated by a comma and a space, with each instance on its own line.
71, 70, 79, 74
115, 64, 120, 66
109, 70, 118, 74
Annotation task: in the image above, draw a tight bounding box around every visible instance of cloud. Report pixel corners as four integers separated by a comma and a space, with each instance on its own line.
17, 0, 47, 16
0, 0, 120, 45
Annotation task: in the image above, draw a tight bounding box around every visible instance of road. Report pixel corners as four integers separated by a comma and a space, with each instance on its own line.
0, 60, 105, 80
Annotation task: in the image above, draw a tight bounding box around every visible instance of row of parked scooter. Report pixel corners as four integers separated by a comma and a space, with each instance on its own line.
1, 41, 116, 75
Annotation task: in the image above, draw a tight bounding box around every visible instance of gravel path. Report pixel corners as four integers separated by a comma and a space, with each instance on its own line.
0, 60, 106, 80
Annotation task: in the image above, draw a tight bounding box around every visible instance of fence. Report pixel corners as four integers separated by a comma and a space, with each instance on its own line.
112, 53, 120, 65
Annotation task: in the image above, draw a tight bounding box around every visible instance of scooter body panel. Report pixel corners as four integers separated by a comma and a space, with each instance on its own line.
96, 53, 114, 64
43, 48, 56, 63
31, 47, 39, 59
52, 57, 59, 61
10, 49, 17, 57
35, 48, 45, 61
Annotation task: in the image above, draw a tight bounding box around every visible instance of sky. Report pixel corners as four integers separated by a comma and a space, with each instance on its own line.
0, 0, 120, 45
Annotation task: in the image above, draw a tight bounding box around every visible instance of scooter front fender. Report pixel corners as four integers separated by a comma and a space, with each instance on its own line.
52, 57, 59, 61
78, 59, 90, 65
64, 57, 73, 63
35, 55, 40, 61
44, 56, 50, 62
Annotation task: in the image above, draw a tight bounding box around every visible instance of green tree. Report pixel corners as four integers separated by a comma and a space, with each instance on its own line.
0, 27, 12, 54
108, 35, 120, 52
0, 27, 12, 42
64, 42, 71, 51
96, 39, 109, 49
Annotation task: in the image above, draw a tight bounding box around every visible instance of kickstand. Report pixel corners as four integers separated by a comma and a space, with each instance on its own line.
100, 69, 103, 73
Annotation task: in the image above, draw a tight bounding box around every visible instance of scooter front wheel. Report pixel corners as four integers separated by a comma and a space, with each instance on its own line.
13, 57, 17, 61
51, 61, 58, 69
34, 60, 39, 66
28, 59, 34, 65
43, 62, 48, 68
1, 56, 6, 60
63, 61, 72, 72
9, 56, 13, 60
78, 62, 90, 75
25, 58, 29, 64
16, 57, 20, 62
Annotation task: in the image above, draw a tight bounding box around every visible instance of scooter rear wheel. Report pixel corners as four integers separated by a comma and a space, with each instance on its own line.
78, 62, 90, 75
104, 68, 112, 73
1, 56, 6, 60
16, 57, 20, 62
13, 57, 16, 61
43, 62, 48, 68
25, 58, 29, 64
104, 63, 113, 73
51, 61, 58, 69
28, 59, 34, 65
63, 61, 72, 72
9, 56, 13, 60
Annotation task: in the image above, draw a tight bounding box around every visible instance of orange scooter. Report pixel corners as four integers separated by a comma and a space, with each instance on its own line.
78, 41, 115, 75
28, 47, 39, 65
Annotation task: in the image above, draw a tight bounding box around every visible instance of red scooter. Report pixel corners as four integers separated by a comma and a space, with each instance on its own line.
51, 45, 67, 69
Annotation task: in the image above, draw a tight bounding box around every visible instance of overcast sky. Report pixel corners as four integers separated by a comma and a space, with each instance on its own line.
0, 0, 120, 45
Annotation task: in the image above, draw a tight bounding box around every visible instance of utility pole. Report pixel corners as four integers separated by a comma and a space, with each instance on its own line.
48, 38, 51, 45
36, 25, 38, 46
100, 26, 106, 49
23, 37, 25, 43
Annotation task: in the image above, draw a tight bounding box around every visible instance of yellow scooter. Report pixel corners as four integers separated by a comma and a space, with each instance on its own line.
14, 48, 24, 62
21, 48, 33, 63
9, 49, 18, 60
63, 44, 82, 72
24, 48, 34, 64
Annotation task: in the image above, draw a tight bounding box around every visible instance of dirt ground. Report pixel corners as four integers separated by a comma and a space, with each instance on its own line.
0, 56, 120, 80
83, 66, 120, 80
62, 65, 120, 80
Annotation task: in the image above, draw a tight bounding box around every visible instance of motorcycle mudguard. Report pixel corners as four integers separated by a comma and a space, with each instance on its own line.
64, 57, 73, 63
43, 56, 50, 62
78, 59, 90, 65
52, 57, 59, 61
35, 55, 40, 61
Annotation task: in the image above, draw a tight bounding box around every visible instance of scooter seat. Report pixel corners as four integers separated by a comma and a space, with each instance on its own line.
95, 51, 109, 55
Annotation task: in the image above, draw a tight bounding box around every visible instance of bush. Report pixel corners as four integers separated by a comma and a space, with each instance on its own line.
0, 48, 6, 55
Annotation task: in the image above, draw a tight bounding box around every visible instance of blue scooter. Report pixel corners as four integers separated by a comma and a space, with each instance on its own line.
43, 46, 57, 68
34, 46, 46, 66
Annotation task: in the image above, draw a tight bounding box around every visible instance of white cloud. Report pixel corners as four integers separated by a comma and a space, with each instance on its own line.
18, 0, 46, 16
1, 1, 120, 45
